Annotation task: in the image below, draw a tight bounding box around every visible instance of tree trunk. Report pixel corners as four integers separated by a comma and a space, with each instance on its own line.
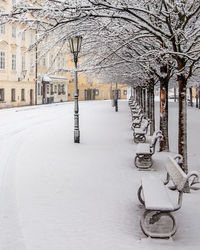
151, 85, 155, 134
140, 87, 143, 109
143, 88, 146, 114
198, 88, 200, 109
174, 87, 177, 102
178, 74, 188, 173
148, 83, 155, 136
196, 87, 198, 108
178, 73, 189, 192
147, 87, 150, 120
136, 87, 139, 104
189, 87, 193, 107
159, 78, 169, 152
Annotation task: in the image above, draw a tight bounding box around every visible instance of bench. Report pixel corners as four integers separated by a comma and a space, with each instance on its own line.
131, 105, 140, 114
132, 108, 143, 121
137, 155, 199, 238
132, 119, 151, 143
134, 131, 163, 169
128, 98, 136, 106
131, 114, 144, 129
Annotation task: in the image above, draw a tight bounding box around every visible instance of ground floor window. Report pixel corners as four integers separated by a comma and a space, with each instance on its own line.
38, 83, 41, 95
46, 84, 50, 94
50, 84, 54, 95
11, 88, 16, 102
21, 89, 25, 101
54, 85, 57, 94
58, 84, 61, 95
62, 84, 65, 94
95, 89, 99, 96
0, 88, 4, 101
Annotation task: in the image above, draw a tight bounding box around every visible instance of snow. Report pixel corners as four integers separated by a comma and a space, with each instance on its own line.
141, 176, 174, 211
0, 100, 199, 250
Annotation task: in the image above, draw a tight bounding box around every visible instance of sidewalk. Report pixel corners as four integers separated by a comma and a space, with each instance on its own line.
0, 100, 199, 250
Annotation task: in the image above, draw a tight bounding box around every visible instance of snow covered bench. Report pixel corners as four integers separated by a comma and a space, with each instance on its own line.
134, 131, 163, 169
128, 98, 136, 106
131, 114, 144, 129
131, 105, 140, 114
131, 109, 142, 121
132, 119, 151, 143
137, 155, 199, 238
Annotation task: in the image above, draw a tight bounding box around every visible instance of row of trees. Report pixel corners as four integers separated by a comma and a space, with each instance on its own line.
1, 0, 200, 178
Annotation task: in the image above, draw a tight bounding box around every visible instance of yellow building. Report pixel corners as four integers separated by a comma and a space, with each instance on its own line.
67, 55, 127, 101
0, 0, 68, 109
0, 0, 127, 109
68, 77, 127, 101
0, 0, 36, 108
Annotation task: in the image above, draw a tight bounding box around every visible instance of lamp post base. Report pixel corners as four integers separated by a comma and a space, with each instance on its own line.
74, 130, 80, 143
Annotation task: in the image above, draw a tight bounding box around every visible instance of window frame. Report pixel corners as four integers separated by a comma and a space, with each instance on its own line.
11, 88, 16, 102
0, 88, 4, 101
12, 26, 17, 38
0, 51, 5, 70
21, 88, 25, 101
11, 54, 16, 71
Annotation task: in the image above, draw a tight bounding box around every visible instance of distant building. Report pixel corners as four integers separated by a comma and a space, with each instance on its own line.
0, 0, 127, 109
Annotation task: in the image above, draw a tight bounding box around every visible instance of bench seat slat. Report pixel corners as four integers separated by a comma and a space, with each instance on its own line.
142, 176, 174, 211
136, 143, 151, 154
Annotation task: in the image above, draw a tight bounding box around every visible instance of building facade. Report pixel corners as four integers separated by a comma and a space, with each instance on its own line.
0, 0, 127, 109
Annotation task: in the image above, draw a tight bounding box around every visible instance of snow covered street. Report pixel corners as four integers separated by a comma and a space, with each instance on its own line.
0, 100, 200, 250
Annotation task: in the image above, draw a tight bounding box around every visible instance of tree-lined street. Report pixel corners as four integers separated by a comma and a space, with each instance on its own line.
0, 0, 200, 248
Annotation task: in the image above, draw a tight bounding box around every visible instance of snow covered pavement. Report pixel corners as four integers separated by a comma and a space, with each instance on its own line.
0, 100, 200, 250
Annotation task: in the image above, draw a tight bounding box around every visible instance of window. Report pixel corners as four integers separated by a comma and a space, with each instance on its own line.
123, 90, 127, 95
50, 54, 54, 66
62, 84, 65, 94
0, 52, 5, 69
22, 31, 25, 41
95, 89, 99, 96
50, 84, 53, 95
58, 84, 61, 95
12, 54, 16, 70
30, 56, 34, 73
54, 85, 57, 94
21, 89, 25, 101
42, 57, 46, 67
46, 84, 50, 94
37, 83, 41, 95
62, 58, 65, 69
12, 26, 16, 38
57, 57, 60, 69
22, 55, 26, 71
0, 24, 5, 34
11, 88, 16, 101
0, 89, 4, 101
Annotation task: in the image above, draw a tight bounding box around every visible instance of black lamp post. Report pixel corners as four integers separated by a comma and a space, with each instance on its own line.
69, 36, 82, 143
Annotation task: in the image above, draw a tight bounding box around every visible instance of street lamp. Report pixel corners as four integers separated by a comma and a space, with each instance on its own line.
69, 36, 82, 143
